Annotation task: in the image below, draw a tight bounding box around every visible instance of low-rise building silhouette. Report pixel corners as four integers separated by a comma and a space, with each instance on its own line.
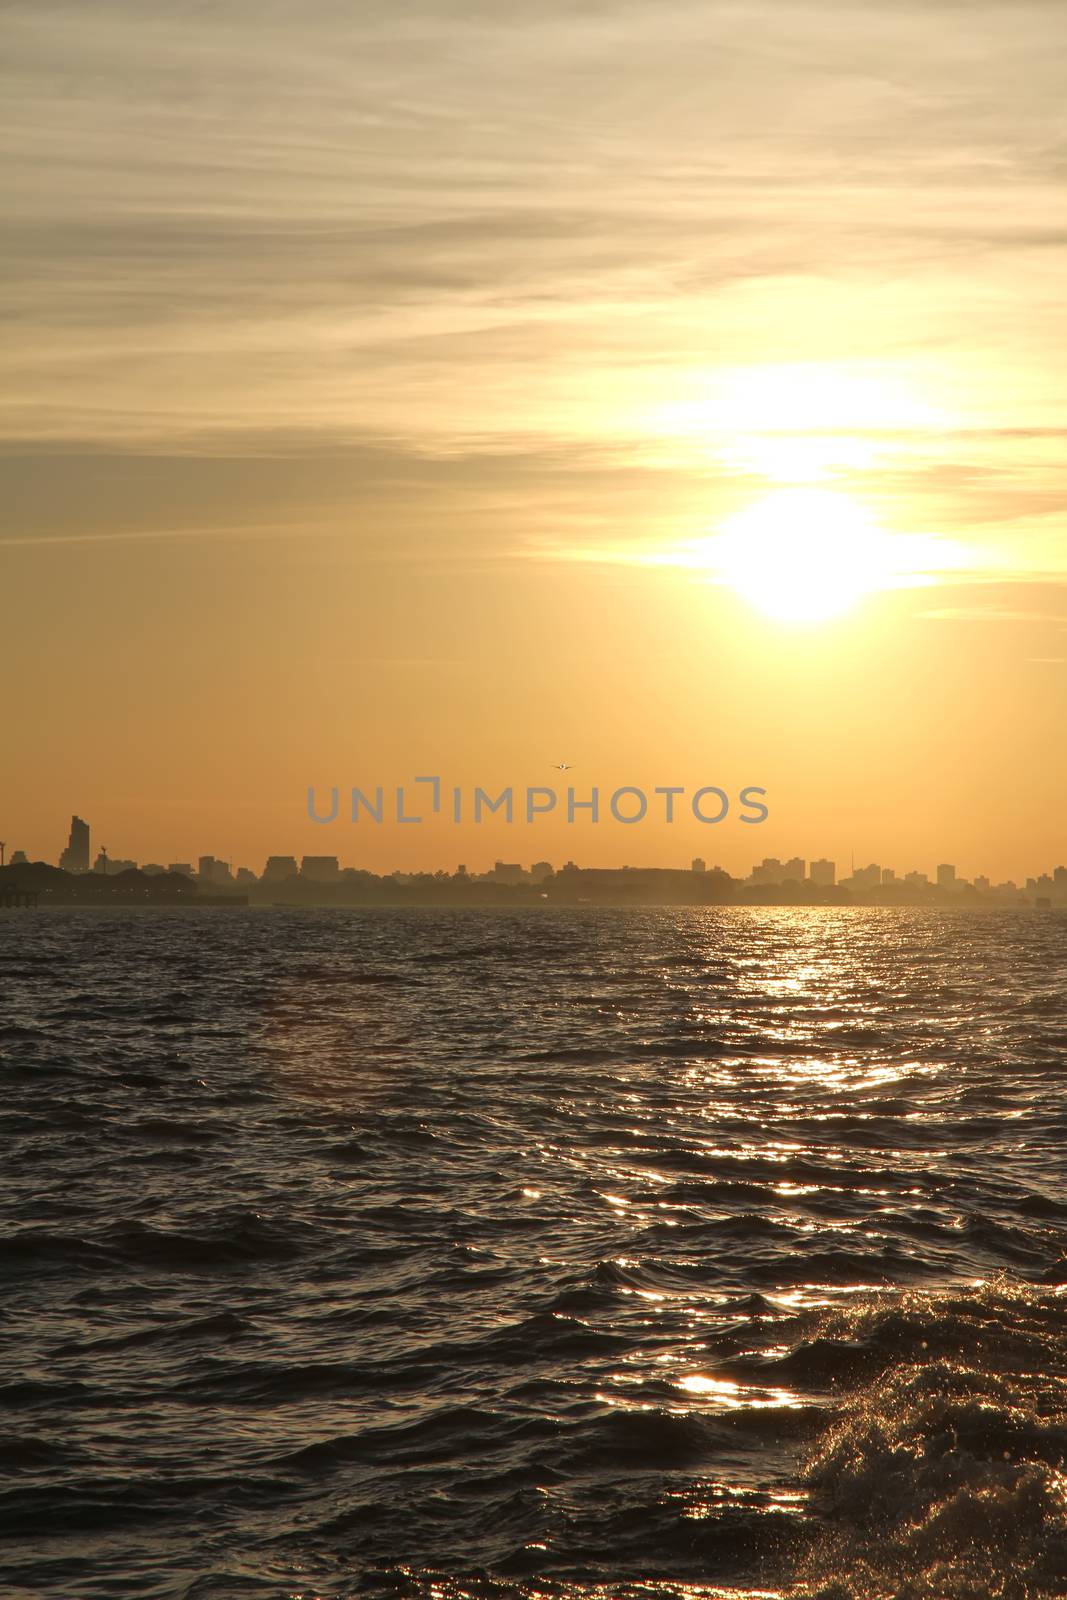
301, 855, 340, 882
262, 855, 298, 882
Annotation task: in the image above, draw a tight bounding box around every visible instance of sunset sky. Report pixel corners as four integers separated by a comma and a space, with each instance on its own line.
3, 1, 1065, 879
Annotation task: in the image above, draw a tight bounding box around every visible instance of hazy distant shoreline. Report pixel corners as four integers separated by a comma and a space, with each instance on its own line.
9, 896, 1063, 914
4, 860, 1063, 912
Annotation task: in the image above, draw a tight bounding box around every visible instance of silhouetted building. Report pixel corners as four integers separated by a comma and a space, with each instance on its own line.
751, 855, 805, 885
10, 849, 28, 867
168, 863, 194, 878
235, 867, 257, 886
905, 871, 928, 887
691, 857, 706, 874
141, 863, 165, 876
881, 867, 897, 885
530, 861, 554, 883
262, 855, 298, 882
59, 815, 90, 873
487, 861, 527, 885
92, 856, 135, 875
936, 863, 956, 889
197, 855, 232, 885
809, 858, 835, 886
301, 855, 340, 882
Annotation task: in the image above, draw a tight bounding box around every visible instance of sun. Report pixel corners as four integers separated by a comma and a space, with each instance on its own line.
710, 488, 904, 623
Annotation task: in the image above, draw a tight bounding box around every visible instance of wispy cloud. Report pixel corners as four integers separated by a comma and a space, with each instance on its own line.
0, 518, 332, 550
919, 607, 1067, 622
4, 1, 1067, 448
3, 2, 1067, 586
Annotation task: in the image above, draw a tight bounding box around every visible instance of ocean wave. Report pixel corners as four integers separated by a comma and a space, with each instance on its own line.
793, 1280, 1067, 1599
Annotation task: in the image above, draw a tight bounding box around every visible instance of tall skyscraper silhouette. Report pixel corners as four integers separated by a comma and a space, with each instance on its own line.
59, 815, 90, 873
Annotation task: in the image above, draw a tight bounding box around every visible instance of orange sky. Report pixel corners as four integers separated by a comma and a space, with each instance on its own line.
2, 2, 1064, 881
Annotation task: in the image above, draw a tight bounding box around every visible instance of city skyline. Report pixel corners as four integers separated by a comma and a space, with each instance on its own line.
5, 811, 1064, 901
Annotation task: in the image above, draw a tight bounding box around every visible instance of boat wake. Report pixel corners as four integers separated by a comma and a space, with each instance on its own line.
793, 1279, 1067, 1600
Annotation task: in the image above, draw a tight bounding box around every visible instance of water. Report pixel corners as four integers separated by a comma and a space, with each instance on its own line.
1, 907, 1066, 1599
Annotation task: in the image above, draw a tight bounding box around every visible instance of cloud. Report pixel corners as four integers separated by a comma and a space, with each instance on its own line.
919, 606, 1067, 622
4, 0, 1067, 448
2, 2, 1066, 589
0, 518, 328, 550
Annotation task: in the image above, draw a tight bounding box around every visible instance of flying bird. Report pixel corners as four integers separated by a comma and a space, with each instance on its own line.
552, 761, 573, 772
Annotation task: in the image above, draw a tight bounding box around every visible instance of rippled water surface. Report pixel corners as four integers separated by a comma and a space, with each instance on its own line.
2, 907, 1066, 1599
